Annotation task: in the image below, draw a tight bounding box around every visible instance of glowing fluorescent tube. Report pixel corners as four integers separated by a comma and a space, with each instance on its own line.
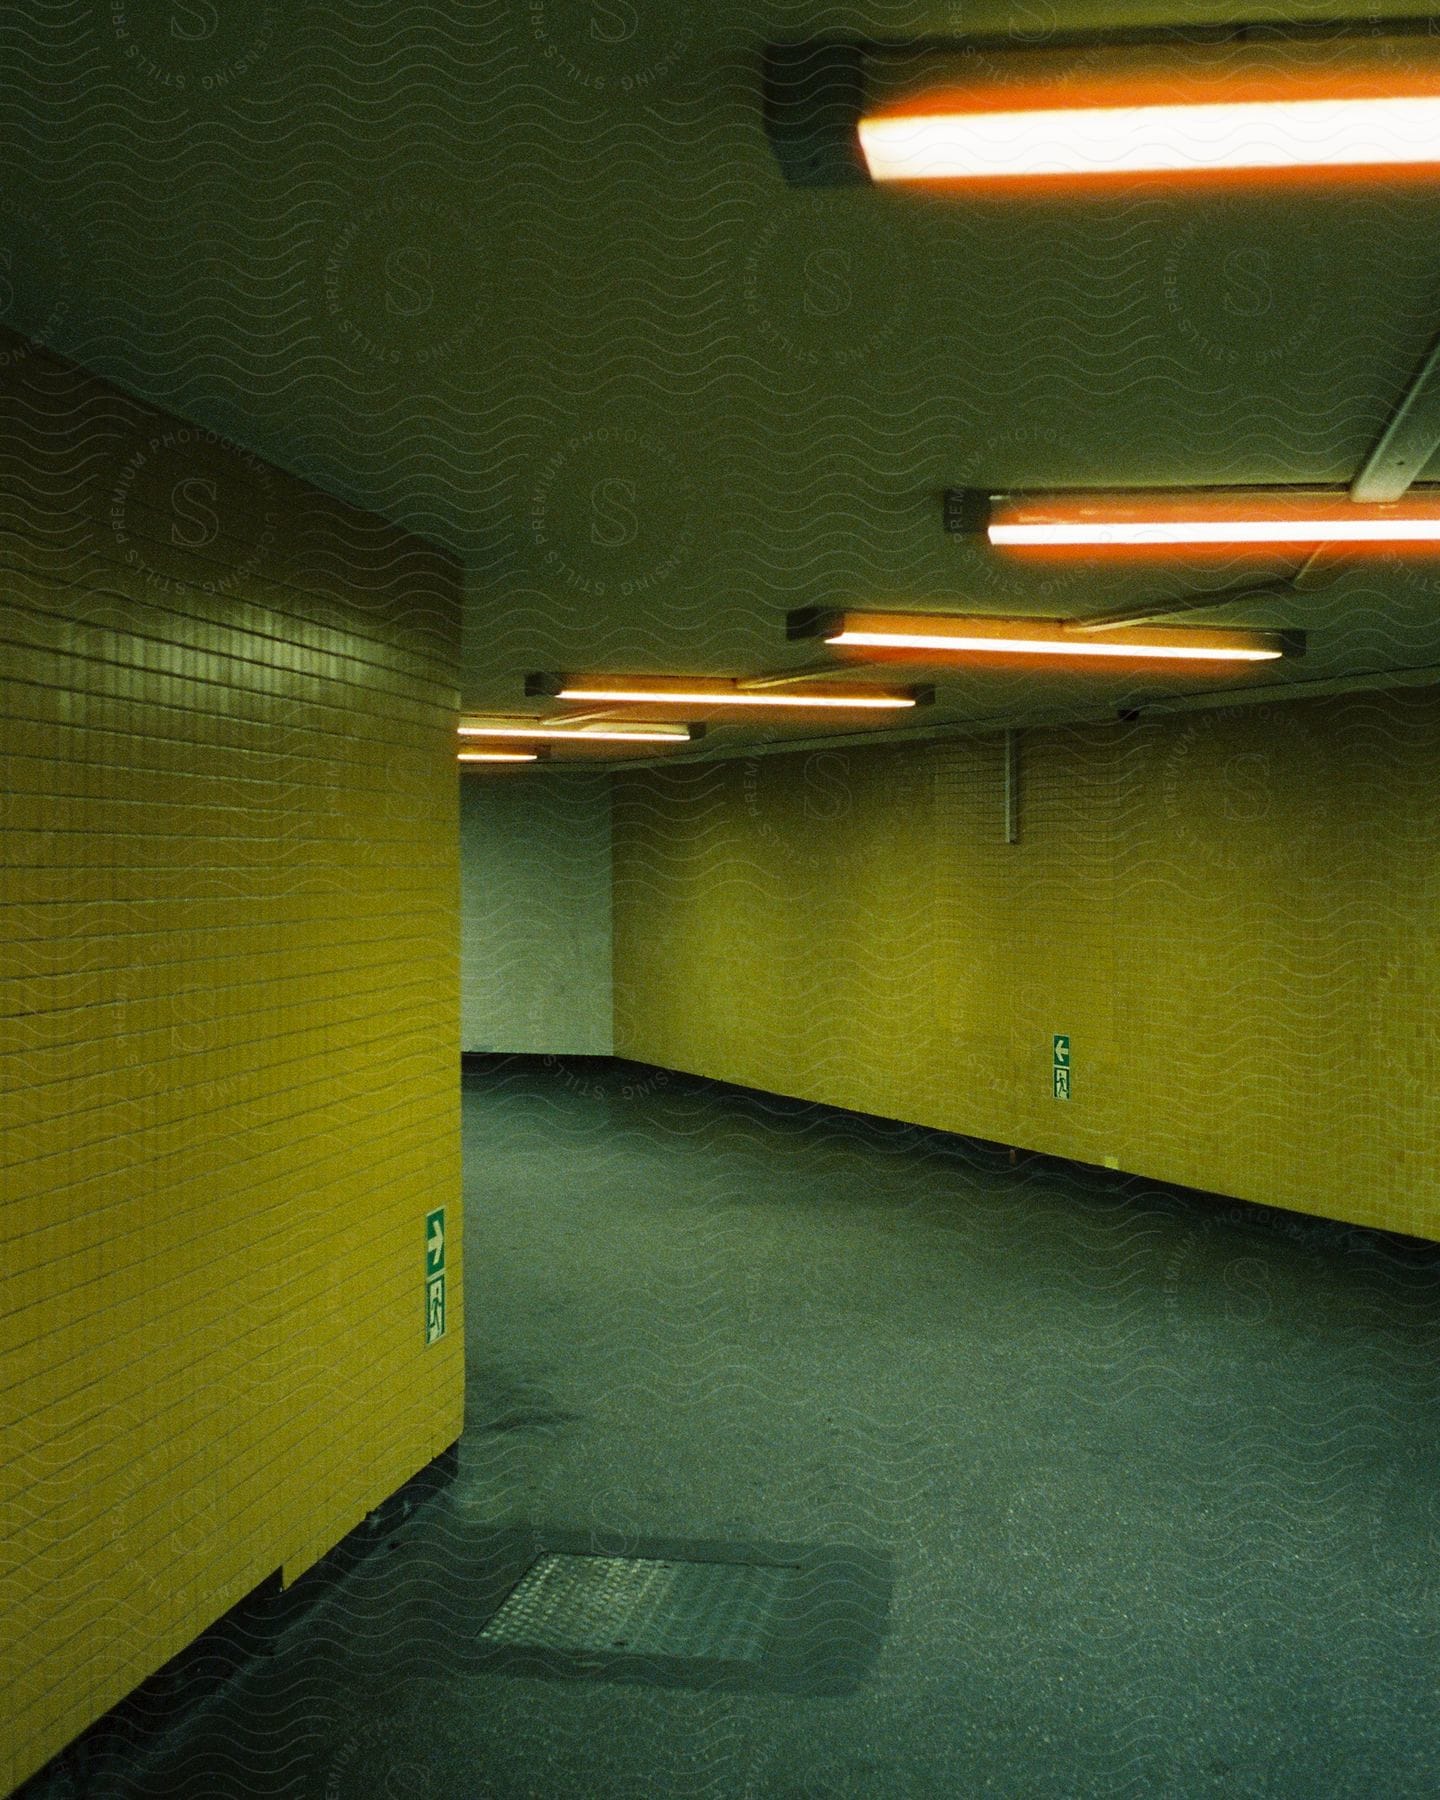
458, 722, 696, 743
792, 609, 1288, 664
860, 91, 1440, 184
525, 674, 926, 710
988, 488, 1440, 550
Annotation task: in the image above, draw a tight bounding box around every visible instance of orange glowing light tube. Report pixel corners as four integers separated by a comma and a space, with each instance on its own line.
987, 488, 1440, 552
797, 610, 1288, 665
525, 673, 928, 710
859, 58, 1440, 185
458, 721, 697, 743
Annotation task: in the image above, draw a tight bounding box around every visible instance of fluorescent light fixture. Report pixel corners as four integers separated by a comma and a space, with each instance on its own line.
458, 720, 699, 744
983, 488, 1440, 550
525, 673, 929, 710
764, 37, 1440, 189
859, 92, 1440, 183
790, 609, 1291, 664
457, 750, 542, 764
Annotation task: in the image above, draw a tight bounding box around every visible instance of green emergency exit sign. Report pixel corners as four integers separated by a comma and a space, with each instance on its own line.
1053, 1035, 1071, 1101
425, 1206, 446, 1344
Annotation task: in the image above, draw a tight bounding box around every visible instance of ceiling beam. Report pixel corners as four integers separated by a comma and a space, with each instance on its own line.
1352, 328, 1440, 501
1063, 577, 1300, 633
737, 662, 850, 689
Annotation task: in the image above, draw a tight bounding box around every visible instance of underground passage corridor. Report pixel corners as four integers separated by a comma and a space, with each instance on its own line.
30, 1056, 1440, 1800
9, 7, 1440, 1791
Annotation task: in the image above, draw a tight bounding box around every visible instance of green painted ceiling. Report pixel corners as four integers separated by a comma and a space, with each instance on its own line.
4, 1, 1440, 754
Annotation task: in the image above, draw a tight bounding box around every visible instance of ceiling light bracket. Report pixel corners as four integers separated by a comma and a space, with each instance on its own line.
785, 609, 845, 642
762, 41, 871, 188
942, 488, 994, 537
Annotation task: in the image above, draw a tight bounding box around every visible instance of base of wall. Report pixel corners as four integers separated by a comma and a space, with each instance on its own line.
472, 1051, 1437, 1256
13, 1442, 460, 1800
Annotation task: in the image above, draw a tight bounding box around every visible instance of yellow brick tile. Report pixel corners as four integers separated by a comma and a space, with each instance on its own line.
0, 329, 462, 1793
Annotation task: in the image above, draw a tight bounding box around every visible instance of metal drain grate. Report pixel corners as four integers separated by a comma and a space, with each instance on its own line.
478, 1553, 792, 1662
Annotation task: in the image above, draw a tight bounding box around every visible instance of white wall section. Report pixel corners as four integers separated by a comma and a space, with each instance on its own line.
459, 771, 613, 1055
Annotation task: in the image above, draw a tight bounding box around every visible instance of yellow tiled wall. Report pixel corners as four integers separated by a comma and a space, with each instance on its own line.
612, 694, 1440, 1241
0, 335, 464, 1793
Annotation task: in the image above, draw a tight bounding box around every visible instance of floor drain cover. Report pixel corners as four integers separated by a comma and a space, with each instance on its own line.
478, 1553, 791, 1663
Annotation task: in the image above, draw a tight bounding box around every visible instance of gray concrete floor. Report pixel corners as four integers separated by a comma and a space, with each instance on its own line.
50, 1056, 1440, 1796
